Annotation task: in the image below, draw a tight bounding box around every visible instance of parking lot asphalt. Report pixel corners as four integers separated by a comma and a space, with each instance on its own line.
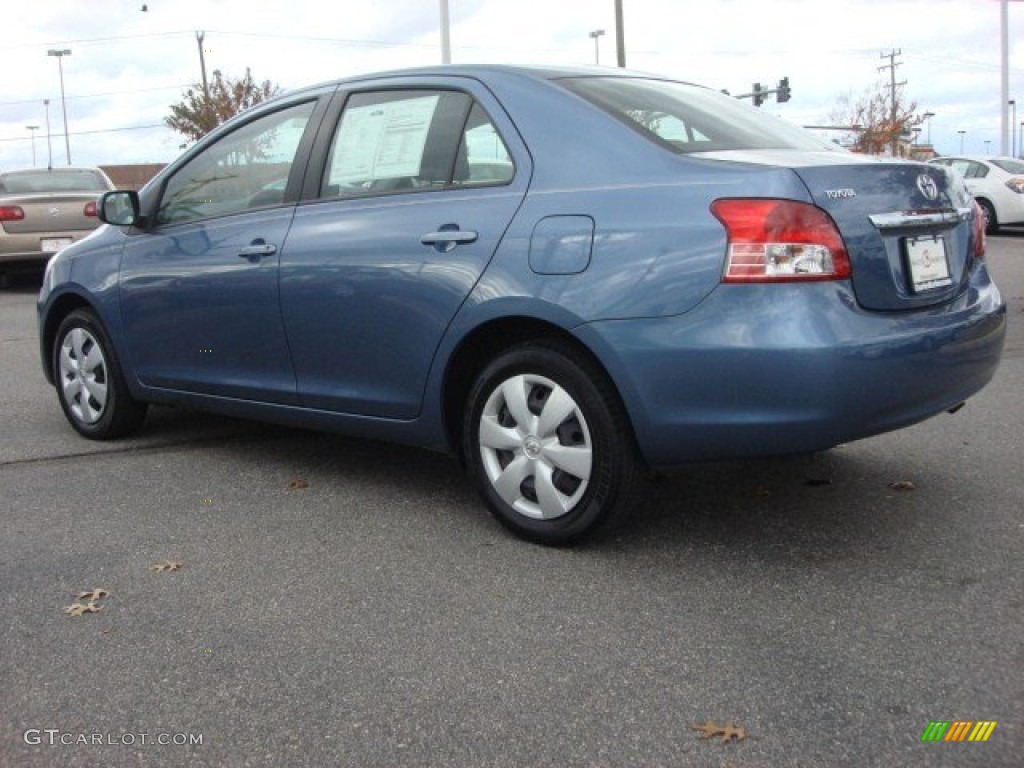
2, 234, 1022, 767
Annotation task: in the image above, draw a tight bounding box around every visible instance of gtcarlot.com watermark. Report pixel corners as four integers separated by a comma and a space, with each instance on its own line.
24, 729, 202, 747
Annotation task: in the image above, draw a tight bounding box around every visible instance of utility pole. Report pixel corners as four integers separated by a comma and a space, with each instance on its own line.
196, 31, 209, 97
614, 0, 625, 68
440, 0, 451, 64
879, 49, 906, 157
1001, 0, 1009, 154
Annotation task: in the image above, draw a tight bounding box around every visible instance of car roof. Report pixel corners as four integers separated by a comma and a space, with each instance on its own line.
281, 63, 700, 101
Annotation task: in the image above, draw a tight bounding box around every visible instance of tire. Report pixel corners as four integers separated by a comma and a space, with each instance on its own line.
53, 309, 147, 439
977, 198, 998, 235
463, 341, 642, 545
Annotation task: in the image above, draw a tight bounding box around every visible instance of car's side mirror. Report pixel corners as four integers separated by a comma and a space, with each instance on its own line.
97, 190, 141, 227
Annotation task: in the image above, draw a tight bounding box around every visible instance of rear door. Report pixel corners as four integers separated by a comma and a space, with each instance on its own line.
280, 78, 529, 418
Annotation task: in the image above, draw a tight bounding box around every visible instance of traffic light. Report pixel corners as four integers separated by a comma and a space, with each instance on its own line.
777, 77, 791, 103
752, 83, 764, 107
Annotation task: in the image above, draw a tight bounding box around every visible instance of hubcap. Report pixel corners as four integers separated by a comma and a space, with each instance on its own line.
478, 373, 593, 520
58, 327, 108, 424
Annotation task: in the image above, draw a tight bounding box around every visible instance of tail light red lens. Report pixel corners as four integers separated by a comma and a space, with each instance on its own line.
83, 201, 98, 217
0, 205, 25, 222
972, 200, 986, 260
710, 199, 851, 283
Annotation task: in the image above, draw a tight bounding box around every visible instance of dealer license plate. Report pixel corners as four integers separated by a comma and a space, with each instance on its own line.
41, 237, 73, 253
905, 235, 951, 293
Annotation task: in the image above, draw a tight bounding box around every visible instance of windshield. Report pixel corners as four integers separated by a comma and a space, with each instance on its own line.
0, 169, 111, 194
559, 76, 838, 155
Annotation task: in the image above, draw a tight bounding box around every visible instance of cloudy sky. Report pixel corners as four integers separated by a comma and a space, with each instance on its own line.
2, 0, 1022, 170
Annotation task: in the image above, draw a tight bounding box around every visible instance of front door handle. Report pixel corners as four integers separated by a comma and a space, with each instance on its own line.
238, 239, 277, 262
421, 227, 478, 253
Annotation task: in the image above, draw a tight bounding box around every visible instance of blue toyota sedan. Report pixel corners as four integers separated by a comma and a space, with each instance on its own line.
38, 66, 1006, 544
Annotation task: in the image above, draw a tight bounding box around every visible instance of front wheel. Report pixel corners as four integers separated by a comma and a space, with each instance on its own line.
463, 341, 642, 545
53, 309, 147, 439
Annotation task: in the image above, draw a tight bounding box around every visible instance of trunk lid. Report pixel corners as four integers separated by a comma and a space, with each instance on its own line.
1, 193, 100, 235
697, 150, 977, 311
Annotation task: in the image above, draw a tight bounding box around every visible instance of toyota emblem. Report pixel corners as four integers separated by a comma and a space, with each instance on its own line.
916, 174, 939, 201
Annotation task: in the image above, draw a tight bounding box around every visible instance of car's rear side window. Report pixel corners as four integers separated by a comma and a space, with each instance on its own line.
559, 76, 833, 154
320, 89, 514, 198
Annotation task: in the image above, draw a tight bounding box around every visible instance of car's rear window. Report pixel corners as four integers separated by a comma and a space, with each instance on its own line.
991, 158, 1024, 174
0, 169, 110, 194
558, 76, 836, 155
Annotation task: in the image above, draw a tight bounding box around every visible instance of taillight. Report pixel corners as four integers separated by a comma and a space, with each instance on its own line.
83, 200, 98, 217
1005, 177, 1024, 194
0, 205, 25, 222
710, 199, 851, 283
972, 200, 986, 260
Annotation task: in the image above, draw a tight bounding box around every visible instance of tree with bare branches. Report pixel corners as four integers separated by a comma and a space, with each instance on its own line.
830, 82, 925, 157
166, 68, 280, 145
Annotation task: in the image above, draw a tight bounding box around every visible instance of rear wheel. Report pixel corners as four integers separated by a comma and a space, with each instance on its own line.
977, 198, 998, 235
464, 341, 642, 545
53, 309, 147, 439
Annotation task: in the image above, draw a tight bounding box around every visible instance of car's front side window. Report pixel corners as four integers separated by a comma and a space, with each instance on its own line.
155, 101, 315, 226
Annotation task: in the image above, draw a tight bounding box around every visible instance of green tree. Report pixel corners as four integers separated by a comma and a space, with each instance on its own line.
166, 68, 280, 144
831, 82, 925, 157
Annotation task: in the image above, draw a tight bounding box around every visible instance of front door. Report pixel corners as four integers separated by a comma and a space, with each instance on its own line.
119, 100, 318, 403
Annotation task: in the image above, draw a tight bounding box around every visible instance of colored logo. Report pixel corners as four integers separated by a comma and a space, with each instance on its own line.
921, 721, 996, 742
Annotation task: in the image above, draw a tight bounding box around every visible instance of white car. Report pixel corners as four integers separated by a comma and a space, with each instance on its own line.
928, 156, 1024, 234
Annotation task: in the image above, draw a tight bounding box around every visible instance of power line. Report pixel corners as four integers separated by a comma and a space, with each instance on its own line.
0, 84, 192, 109
0, 123, 168, 143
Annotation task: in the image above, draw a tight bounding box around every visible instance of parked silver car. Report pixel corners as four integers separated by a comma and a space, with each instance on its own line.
0, 167, 113, 280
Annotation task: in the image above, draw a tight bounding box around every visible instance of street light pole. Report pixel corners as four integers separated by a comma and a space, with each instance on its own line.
922, 111, 935, 146
44, 99, 53, 170
47, 49, 72, 165
958, 130, 966, 154
26, 125, 39, 167
589, 29, 605, 65
1011, 100, 1017, 157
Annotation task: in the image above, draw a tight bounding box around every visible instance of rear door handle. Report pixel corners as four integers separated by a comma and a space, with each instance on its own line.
421, 228, 478, 252
238, 239, 277, 262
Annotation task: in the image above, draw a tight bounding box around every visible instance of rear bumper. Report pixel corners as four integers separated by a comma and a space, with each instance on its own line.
579, 264, 1006, 466
0, 229, 96, 265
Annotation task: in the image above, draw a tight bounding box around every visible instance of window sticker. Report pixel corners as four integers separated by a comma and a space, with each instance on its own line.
332, 94, 440, 183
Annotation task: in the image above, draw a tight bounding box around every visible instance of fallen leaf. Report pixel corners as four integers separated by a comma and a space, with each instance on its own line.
889, 481, 916, 491
64, 602, 102, 616
288, 478, 309, 489
692, 721, 747, 743
149, 560, 182, 572
76, 589, 109, 601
